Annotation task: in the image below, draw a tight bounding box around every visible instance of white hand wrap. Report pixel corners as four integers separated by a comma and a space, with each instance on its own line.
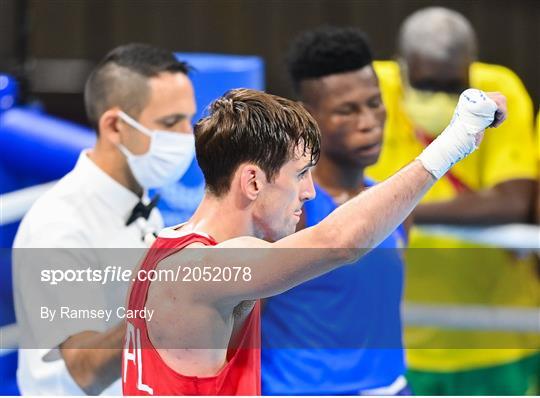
416, 89, 498, 179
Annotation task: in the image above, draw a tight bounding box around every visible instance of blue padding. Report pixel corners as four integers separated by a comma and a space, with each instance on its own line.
0, 162, 19, 195
0, 248, 17, 393
176, 53, 265, 122
0, 108, 95, 182
0, 351, 19, 395
155, 53, 265, 226
0, 249, 15, 325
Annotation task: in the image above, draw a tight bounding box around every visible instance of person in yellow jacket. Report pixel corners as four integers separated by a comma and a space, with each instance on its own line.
536, 110, 540, 224
367, 7, 540, 395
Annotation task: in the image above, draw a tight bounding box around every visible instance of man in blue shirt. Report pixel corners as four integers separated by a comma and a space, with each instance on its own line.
262, 26, 409, 395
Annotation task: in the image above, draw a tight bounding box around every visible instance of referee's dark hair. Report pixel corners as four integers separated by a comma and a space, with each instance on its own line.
84, 43, 189, 131
287, 26, 373, 97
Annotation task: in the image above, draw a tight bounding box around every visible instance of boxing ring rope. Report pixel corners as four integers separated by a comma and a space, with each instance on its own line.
0, 180, 58, 225
418, 224, 540, 251
403, 304, 540, 332
0, 183, 539, 354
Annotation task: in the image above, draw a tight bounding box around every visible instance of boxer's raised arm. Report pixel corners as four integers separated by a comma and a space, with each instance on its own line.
183, 90, 506, 306
209, 160, 433, 303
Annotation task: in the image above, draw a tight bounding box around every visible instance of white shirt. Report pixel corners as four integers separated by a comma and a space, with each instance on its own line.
13, 150, 163, 396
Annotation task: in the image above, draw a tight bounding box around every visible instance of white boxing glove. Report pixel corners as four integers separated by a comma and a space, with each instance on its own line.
416, 89, 498, 179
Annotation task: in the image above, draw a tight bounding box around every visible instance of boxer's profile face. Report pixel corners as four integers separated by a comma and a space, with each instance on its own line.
118, 72, 196, 155
252, 148, 316, 241
302, 65, 386, 169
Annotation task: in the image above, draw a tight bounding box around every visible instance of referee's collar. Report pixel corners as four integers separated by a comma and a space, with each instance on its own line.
74, 150, 151, 221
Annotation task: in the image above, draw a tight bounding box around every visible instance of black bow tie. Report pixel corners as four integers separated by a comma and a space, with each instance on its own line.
126, 194, 160, 226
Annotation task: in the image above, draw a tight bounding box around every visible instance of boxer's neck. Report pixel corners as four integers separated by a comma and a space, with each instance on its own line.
184, 193, 255, 243
314, 154, 365, 204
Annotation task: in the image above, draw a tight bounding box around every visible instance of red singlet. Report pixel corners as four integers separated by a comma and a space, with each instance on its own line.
122, 231, 261, 395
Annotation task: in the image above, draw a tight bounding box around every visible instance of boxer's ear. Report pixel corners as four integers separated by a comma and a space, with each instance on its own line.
239, 164, 265, 201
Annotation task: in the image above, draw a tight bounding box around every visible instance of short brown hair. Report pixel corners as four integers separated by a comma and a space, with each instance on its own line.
195, 89, 321, 196
84, 43, 189, 131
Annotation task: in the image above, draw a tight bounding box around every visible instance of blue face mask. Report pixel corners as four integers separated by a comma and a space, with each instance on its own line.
117, 111, 195, 189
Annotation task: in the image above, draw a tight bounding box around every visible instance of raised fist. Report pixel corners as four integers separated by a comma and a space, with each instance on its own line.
453, 89, 506, 133
417, 89, 507, 179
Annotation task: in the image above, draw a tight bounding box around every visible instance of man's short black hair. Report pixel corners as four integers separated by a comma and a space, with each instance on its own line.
287, 26, 373, 94
84, 43, 189, 131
